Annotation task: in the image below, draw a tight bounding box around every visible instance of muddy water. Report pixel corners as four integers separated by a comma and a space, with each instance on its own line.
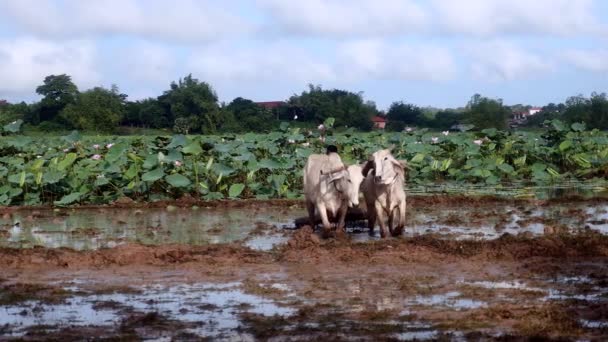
0, 206, 304, 250
2, 202, 607, 250
2, 266, 607, 340
0, 281, 295, 340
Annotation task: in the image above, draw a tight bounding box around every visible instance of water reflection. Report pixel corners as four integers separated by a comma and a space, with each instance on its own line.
2, 201, 608, 250
0, 207, 304, 250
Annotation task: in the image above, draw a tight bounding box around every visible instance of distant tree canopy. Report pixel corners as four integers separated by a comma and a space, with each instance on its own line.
6, 74, 608, 134
225, 97, 277, 132
32, 74, 79, 124
386, 101, 423, 131
464, 94, 509, 130
562, 93, 608, 130
287, 85, 374, 131
523, 102, 566, 127
0, 101, 29, 126
425, 109, 463, 130
521, 93, 608, 130
157, 74, 223, 134
60, 85, 126, 132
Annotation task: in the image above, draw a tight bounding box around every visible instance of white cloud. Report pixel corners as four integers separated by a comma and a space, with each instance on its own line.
0, 38, 99, 96
260, 0, 428, 37
0, 0, 253, 42
187, 43, 336, 84
467, 41, 555, 81
562, 49, 608, 72
338, 40, 456, 81
112, 42, 176, 84
431, 0, 604, 37
186, 40, 456, 89
261, 0, 605, 38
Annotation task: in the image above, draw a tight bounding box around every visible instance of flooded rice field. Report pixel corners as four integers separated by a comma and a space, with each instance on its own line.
1, 197, 608, 340
2, 199, 608, 250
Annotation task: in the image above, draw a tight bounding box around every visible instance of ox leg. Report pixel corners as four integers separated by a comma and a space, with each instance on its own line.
317, 202, 332, 238
306, 200, 316, 229
393, 200, 406, 237
336, 204, 348, 236
388, 207, 395, 236
390, 206, 404, 237
375, 202, 389, 238
366, 200, 376, 235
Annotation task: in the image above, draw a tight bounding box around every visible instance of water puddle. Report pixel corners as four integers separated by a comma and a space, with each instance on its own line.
394, 330, 438, 341
0, 206, 303, 250
1, 202, 608, 250
406, 291, 486, 310
0, 282, 295, 339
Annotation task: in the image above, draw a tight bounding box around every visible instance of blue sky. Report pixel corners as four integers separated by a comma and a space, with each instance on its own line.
0, 0, 607, 110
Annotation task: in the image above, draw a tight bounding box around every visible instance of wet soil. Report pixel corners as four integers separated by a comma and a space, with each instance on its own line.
1, 197, 608, 340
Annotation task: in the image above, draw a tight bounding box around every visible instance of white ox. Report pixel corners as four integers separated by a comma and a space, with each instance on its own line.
361, 149, 408, 238
303, 152, 364, 236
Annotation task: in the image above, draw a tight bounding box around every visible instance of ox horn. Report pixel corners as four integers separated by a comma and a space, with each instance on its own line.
320, 165, 346, 175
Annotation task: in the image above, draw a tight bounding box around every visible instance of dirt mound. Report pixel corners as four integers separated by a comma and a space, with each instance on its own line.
0, 243, 272, 270
2, 230, 608, 271
287, 226, 320, 248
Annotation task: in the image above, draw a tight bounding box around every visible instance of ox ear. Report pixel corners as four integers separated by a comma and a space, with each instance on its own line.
328, 170, 346, 183
389, 156, 408, 171
395, 159, 410, 170
361, 160, 374, 177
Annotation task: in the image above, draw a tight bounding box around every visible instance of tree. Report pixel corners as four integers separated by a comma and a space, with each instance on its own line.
158, 74, 221, 134
560, 92, 608, 129
60, 86, 126, 132
523, 103, 565, 127
286, 85, 373, 130
589, 92, 608, 129
123, 98, 171, 128
226, 97, 277, 132
463, 94, 509, 130
426, 109, 463, 130
0, 101, 30, 126
33, 74, 79, 124
386, 101, 423, 131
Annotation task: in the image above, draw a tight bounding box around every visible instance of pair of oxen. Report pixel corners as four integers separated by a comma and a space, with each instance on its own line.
303, 149, 407, 238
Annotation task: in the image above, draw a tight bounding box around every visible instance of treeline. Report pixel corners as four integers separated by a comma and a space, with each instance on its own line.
0, 75, 379, 134
0, 73, 607, 133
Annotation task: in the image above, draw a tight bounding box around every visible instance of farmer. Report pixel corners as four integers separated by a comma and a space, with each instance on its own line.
326, 145, 338, 155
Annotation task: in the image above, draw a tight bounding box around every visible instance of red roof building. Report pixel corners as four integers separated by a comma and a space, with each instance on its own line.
372, 115, 387, 129
255, 101, 285, 110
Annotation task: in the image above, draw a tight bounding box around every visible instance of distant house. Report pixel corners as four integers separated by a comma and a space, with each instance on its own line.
255, 101, 285, 110
529, 107, 542, 115
511, 107, 543, 126
371, 115, 387, 129
0, 99, 7, 107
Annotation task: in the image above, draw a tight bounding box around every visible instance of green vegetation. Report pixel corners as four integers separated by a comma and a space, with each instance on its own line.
0, 119, 606, 206
3, 73, 608, 134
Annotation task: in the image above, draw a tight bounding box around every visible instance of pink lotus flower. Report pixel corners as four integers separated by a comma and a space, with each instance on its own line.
473, 139, 483, 146
318, 124, 325, 130
174, 160, 182, 167
405, 127, 413, 132
91, 154, 102, 160
63, 148, 70, 152
442, 131, 449, 136
93, 144, 100, 149
302, 142, 310, 147
431, 137, 439, 144
106, 143, 114, 148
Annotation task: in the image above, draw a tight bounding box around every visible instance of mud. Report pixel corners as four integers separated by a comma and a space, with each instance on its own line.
1, 198, 608, 340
